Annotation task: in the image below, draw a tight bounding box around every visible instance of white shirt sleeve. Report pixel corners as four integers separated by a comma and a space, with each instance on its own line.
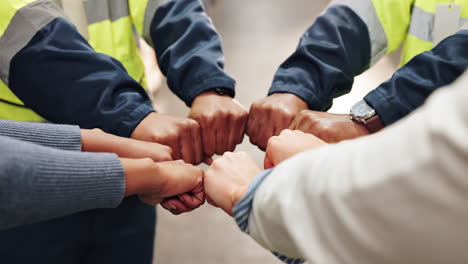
248, 71, 468, 264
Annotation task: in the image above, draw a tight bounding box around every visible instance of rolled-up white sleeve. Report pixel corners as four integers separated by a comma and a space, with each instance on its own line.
248, 71, 468, 264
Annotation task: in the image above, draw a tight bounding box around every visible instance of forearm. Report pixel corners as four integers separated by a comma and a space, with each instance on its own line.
0, 136, 124, 230
365, 30, 468, 126
269, 4, 373, 110
5, 3, 154, 137
249, 73, 468, 263
0, 120, 81, 151
150, 0, 235, 106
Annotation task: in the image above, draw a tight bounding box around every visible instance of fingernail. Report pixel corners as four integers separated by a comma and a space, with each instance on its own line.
169, 204, 177, 210
179, 195, 185, 202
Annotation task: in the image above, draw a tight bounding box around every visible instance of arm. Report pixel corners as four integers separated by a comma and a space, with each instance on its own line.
365, 30, 468, 126
247, 71, 468, 263
0, 135, 124, 230
269, 0, 412, 110
247, 0, 412, 149
0, 135, 204, 230
0, 120, 81, 151
130, 0, 248, 158
2, 1, 154, 137
138, 0, 236, 106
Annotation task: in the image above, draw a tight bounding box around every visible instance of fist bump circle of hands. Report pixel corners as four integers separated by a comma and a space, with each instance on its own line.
111, 91, 366, 215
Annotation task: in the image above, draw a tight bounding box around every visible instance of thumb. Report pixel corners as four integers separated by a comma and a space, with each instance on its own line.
158, 162, 204, 198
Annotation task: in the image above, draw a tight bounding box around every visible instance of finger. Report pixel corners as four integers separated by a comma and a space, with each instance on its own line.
202, 119, 216, 157
289, 115, 299, 130
246, 107, 259, 143
273, 112, 293, 137
214, 116, 228, 155
180, 127, 195, 164
227, 116, 238, 152
162, 198, 192, 214
191, 123, 203, 165
169, 136, 181, 160
236, 114, 248, 145
178, 193, 203, 209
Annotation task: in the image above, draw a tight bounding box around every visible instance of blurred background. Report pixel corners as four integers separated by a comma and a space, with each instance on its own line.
145, 0, 399, 263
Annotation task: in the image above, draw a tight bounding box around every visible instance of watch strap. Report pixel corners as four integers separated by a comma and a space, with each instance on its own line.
365, 114, 384, 133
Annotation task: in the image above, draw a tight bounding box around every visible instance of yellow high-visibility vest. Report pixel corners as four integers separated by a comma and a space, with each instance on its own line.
0, 0, 159, 121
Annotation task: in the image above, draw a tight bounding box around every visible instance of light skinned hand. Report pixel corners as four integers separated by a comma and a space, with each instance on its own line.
264, 129, 327, 169
122, 159, 205, 213
131, 112, 204, 165
289, 110, 370, 143
189, 91, 249, 157
81, 128, 172, 162
246, 93, 308, 150
204, 152, 262, 215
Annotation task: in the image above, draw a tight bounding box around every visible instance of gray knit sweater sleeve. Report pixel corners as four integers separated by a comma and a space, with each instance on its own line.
0, 120, 81, 151
0, 135, 125, 230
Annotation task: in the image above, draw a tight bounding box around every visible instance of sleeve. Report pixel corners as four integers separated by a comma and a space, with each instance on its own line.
243, 71, 468, 264
133, 0, 236, 106
268, 0, 412, 110
0, 135, 125, 231
1, 0, 155, 137
0, 119, 82, 151
364, 30, 468, 126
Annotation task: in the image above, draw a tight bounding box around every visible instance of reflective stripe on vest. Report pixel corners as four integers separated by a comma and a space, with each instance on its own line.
402, 0, 468, 65
0, 0, 158, 122
0, 0, 63, 121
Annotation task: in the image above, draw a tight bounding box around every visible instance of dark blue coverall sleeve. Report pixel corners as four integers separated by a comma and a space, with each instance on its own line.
9, 18, 154, 137
365, 30, 468, 126
270, 5, 468, 126
150, 0, 236, 106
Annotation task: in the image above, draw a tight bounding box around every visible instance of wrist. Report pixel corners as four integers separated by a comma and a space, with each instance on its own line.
121, 158, 155, 196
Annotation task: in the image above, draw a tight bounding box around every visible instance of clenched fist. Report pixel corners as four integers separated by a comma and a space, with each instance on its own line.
123, 159, 205, 213
131, 112, 203, 165
247, 93, 308, 150
289, 110, 370, 143
189, 91, 248, 157
264, 129, 326, 169
204, 152, 261, 215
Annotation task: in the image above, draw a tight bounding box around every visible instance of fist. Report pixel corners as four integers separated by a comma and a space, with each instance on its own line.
204, 152, 261, 215
131, 112, 203, 165
189, 91, 248, 157
265, 129, 326, 169
289, 110, 369, 143
123, 159, 205, 213
247, 93, 308, 150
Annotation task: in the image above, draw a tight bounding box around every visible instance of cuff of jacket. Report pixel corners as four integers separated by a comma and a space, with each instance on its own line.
364, 89, 400, 126
0, 120, 82, 151
232, 169, 305, 264
180, 75, 236, 107
115, 102, 155, 138
269, 82, 321, 110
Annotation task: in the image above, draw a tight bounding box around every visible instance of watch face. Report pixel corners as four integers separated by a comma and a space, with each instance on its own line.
351, 100, 376, 121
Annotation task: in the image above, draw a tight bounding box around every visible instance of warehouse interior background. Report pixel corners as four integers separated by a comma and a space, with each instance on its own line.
150, 0, 399, 263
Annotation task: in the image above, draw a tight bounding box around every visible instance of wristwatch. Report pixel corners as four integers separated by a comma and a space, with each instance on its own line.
210, 88, 234, 97
350, 100, 384, 133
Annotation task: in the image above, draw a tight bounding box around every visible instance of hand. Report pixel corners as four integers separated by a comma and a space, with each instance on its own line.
289, 110, 369, 143
265, 129, 326, 169
81, 128, 172, 162
122, 159, 205, 213
189, 91, 248, 157
131, 112, 203, 165
204, 152, 261, 215
247, 93, 308, 150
